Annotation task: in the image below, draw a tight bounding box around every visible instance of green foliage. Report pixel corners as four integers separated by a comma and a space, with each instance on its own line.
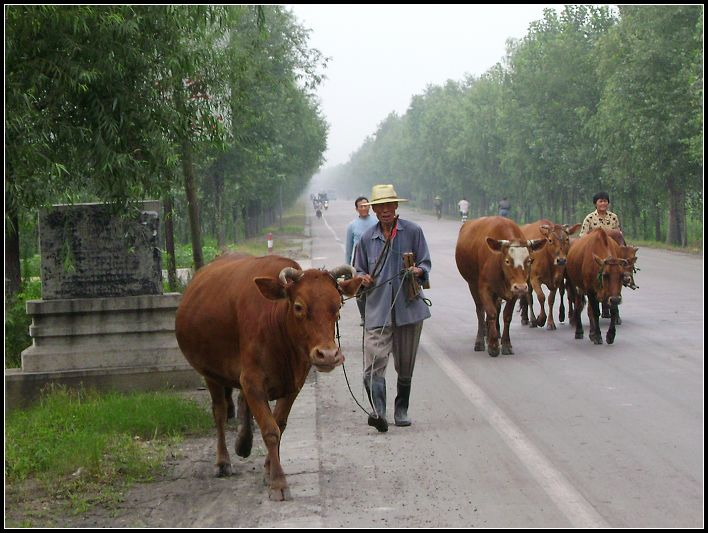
5, 280, 42, 368
327, 5, 702, 246
5, 386, 213, 484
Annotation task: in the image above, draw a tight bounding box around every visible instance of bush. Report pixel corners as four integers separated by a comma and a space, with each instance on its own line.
5, 280, 41, 368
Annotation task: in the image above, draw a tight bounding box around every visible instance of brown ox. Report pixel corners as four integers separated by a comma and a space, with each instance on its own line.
519, 220, 581, 330
565, 229, 628, 344
175, 254, 363, 501
455, 216, 546, 356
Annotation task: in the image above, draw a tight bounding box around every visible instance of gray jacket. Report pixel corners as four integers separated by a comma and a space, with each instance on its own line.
353, 218, 432, 328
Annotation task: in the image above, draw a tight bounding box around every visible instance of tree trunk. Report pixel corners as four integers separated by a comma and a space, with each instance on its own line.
5, 191, 22, 300
666, 183, 685, 246
182, 138, 204, 270
163, 195, 177, 292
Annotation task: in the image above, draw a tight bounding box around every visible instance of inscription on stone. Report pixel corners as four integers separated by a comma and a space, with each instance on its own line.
39, 202, 163, 299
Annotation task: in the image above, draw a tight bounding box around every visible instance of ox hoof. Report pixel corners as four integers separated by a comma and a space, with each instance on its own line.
521, 318, 529, 326
590, 335, 603, 345
575, 332, 584, 339
216, 463, 232, 477
606, 332, 616, 344
236, 434, 253, 458
529, 321, 538, 329
501, 345, 513, 355
488, 346, 500, 357
474, 341, 486, 352
546, 323, 557, 331
269, 486, 292, 501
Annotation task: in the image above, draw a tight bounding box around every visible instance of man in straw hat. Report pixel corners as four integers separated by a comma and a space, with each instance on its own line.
353, 184, 432, 432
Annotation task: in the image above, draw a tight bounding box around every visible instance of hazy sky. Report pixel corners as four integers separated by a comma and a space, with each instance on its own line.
288, 4, 564, 169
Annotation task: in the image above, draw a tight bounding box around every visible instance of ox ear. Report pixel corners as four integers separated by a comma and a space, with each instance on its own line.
528, 238, 547, 251
339, 276, 365, 298
593, 254, 604, 267
486, 237, 507, 252
539, 224, 551, 236
565, 223, 582, 236
254, 277, 287, 301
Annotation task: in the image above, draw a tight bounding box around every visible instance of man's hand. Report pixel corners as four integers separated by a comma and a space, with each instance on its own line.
359, 274, 375, 287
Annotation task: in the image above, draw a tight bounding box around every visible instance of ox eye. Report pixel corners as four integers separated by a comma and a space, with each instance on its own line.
505, 259, 511, 265
293, 302, 305, 315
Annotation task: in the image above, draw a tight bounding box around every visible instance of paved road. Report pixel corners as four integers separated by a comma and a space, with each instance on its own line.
309, 199, 703, 528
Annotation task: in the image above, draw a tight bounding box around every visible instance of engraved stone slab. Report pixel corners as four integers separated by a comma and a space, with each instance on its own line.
39, 201, 162, 299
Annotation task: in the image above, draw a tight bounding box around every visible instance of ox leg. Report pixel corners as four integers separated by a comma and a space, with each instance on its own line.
225, 387, 235, 419
530, 278, 546, 328
484, 297, 501, 357
206, 379, 232, 477
559, 283, 566, 323
241, 374, 292, 501
235, 390, 254, 458
573, 293, 585, 339
546, 287, 557, 330
520, 291, 530, 326
606, 305, 618, 344
473, 295, 486, 352
501, 298, 516, 355
587, 294, 603, 345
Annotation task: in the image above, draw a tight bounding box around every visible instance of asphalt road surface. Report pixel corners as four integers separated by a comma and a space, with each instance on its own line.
34, 198, 701, 528
309, 198, 702, 528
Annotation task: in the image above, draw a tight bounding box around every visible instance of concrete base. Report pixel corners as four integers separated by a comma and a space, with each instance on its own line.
5, 365, 203, 412
8, 293, 200, 411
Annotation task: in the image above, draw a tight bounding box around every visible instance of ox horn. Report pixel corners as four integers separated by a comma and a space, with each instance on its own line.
279, 267, 304, 285
328, 264, 356, 280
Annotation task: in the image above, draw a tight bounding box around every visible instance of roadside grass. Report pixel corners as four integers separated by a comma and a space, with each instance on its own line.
5, 385, 213, 524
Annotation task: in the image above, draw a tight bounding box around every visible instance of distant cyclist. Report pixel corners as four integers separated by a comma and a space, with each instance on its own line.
458, 197, 470, 223
433, 196, 443, 220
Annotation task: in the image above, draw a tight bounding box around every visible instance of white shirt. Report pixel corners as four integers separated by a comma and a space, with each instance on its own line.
458, 199, 470, 213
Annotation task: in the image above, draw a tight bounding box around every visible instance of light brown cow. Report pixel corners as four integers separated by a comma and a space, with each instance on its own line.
176, 254, 363, 500
455, 216, 546, 356
519, 220, 581, 330
565, 229, 628, 344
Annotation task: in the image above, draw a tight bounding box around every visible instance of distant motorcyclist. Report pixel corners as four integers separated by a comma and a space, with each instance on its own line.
433, 196, 442, 220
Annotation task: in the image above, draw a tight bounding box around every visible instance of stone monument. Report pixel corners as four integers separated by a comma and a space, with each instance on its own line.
6, 201, 200, 410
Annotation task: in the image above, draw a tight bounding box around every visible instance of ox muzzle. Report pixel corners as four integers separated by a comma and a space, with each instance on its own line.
310, 346, 344, 372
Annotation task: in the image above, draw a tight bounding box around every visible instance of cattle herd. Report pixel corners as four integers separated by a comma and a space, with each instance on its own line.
455, 216, 638, 356
175, 216, 638, 501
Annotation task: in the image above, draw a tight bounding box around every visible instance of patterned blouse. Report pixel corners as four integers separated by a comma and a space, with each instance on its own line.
580, 209, 621, 236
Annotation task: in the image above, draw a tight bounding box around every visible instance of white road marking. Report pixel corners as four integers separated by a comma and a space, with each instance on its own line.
421, 332, 609, 528
321, 213, 344, 250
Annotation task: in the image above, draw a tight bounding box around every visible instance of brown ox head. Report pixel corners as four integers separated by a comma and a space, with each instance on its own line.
592, 255, 629, 306
254, 265, 363, 372
617, 245, 639, 289
486, 237, 547, 297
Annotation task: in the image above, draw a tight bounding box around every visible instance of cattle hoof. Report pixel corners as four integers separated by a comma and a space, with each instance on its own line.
474, 341, 486, 352
546, 323, 556, 331
216, 463, 232, 477
606, 332, 616, 344
501, 345, 513, 355
521, 318, 529, 326
488, 346, 500, 357
536, 317, 547, 327
236, 433, 253, 458
529, 320, 538, 328
575, 332, 584, 339
269, 486, 292, 501
591, 335, 603, 345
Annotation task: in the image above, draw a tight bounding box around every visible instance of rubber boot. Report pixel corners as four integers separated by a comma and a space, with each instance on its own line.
364, 376, 388, 433
394, 377, 412, 427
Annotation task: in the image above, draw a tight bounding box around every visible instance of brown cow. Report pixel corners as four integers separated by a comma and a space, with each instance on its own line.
519, 220, 581, 330
590, 228, 639, 322
455, 216, 546, 356
175, 254, 363, 501
565, 228, 628, 344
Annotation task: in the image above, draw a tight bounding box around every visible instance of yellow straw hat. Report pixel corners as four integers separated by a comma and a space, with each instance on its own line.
361, 184, 408, 206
